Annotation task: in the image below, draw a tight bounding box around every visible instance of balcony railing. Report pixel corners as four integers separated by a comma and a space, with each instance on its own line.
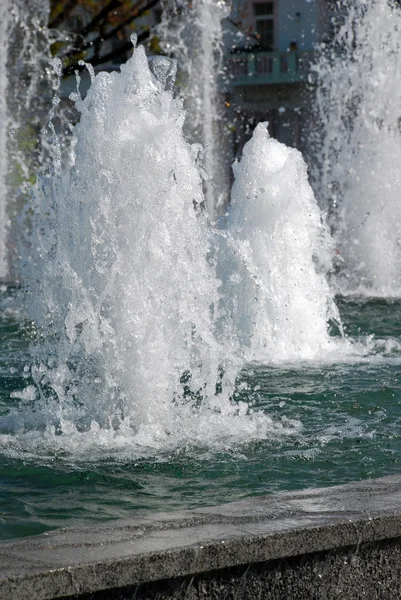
226, 50, 313, 87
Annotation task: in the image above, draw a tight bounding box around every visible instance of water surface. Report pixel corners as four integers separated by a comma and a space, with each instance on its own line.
1, 288, 400, 539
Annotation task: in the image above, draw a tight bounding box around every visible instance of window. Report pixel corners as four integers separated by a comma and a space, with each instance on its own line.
254, 3, 274, 17
253, 2, 275, 49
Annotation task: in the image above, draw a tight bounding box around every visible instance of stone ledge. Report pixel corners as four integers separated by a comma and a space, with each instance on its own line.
1, 475, 401, 599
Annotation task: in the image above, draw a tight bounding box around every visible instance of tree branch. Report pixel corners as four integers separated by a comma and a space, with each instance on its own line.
80, 0, 160, 52
90, 28, 151, 66
49, 0, 77, 30
226, 17, 259, 43
63, 28, 151, 75
80, 0, 123, 37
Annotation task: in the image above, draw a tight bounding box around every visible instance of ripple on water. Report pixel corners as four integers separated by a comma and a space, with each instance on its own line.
1, 290, 401, 538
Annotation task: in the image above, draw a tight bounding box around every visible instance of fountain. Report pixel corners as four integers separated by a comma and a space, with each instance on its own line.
20, 43, 242, 449
227, 123, 341, 362
0, 0, 53, 281
157, 0, 231, 219
5, 24, 341, 461
0, 0, 401, 557
311, 0, 401, 296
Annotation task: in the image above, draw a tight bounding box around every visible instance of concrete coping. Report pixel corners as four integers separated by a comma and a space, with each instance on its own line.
1, 475, 401, 599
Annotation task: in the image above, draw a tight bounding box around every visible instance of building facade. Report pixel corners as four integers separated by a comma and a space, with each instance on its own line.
225, 0, 335, 154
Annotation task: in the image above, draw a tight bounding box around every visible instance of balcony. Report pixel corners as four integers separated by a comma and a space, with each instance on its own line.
226, 50, 313, 87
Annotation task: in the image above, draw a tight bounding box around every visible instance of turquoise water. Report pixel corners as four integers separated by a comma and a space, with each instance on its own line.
1, 287, 401, 540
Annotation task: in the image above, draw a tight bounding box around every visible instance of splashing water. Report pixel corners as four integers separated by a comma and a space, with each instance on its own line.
16, 44, 291, 453
5, 14, 353, 457
3, 5, 401, 537
227, 123, 341, 362
311, 0, 401, 296
157, 0, 231, 220
0, 0, 53, 280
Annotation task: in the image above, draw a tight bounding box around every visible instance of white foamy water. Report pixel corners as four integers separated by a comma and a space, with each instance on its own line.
312, 0, 401, 297
8, 23, 383, 458
15, 43, 294, 452
0, 0, 9, 279
226, 123, 341, 362
25, 47, 224, 414
9, 38, 347, 457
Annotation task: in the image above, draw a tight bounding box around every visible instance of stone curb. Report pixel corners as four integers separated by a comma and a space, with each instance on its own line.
1, 475, 401, 599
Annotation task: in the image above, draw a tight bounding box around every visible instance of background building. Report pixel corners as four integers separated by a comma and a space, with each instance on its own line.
225, 0, 336, 154
53, 0, 343, 162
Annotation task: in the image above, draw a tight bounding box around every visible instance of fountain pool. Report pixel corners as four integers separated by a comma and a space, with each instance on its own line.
1, 1, 401, 545
1, 286, 401, 540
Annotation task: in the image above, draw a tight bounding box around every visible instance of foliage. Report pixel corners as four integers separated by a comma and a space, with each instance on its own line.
49, 0, 163, 73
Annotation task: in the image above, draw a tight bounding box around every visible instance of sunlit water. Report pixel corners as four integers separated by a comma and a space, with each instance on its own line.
2, 5, 401, 542
157, 0, 230, 218
13, 43, 345, 458
1, 286, 401, 539
311, 0, 401, 296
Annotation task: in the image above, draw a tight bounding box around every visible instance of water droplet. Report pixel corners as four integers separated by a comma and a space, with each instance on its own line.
50, 57, 62, 77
